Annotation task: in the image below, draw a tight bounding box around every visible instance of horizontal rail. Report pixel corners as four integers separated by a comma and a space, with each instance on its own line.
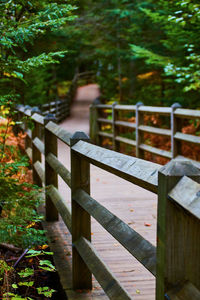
168, 176, 200, 220
25, 147, 32, 160
25, 129, 32, 139
32, 113, 44, 125
139, 125, 171, 136
74, 189, 156, 275
175, 108, 200, 119
174, 132, 200, 145
98, 131, 113, 138
115, 136, 136, 147
33, 161, 45, 183
46, 153, 71, 187
115, 120, 136, 129
139, 106, 171, 114
45, 121, 72, 146
139, 144, 172, 159
96, 104, 113, 109
74, 237, 132, 299
115, 105, 136, 111
32, 137, 44, 155
48, 185, 71, 232
72, 140, 159, 193
97, 118, 112, 124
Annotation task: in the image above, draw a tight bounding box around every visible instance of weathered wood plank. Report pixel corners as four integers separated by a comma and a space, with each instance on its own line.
97, 118, 113, 124
32, 137, 44, 155
168, 176, 200, 220
32, 113, 44, 125
98, 131, 113, 138
115, 121, 136, 129
139, 106, 171, 115
46, 153, 71, 188
74, 237, 132, 300
139, 125, 171, 136
115, 136, 136, 147
72, 141, 160, 193
139, 144, 172, 159
45, 121, 72, 146
71, 132, 92, 290
114, 105, 136, 111
32, 121, 42, 187
33, 161, 45, 183
174, 108, 200, 119
48, 185, 71, 233
156, 160, 200, 300
74, 188, 156, 275
166, 281, 200, 300
174, 132, 200, 145
25, 147, 32, 160
96, 104, 113, 109
175, 155, 200, 169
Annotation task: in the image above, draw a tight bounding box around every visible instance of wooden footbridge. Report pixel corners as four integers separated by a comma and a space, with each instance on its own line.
17, 86, 200, 300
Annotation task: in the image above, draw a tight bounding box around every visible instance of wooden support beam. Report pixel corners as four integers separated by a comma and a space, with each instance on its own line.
70, 132, 92, 290
156, 160, 200, 300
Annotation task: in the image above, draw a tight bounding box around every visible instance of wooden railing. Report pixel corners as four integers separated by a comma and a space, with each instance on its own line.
90, 102, 200, 168
16, 107, 200, 299
16, 98, 70, 123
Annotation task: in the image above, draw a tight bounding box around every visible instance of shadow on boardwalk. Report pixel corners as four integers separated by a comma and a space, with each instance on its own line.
43, 84, 157, 299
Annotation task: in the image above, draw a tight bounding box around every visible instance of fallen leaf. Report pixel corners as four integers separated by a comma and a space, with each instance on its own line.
144, 223, 151, 227
130, 209, 134, 212
136, 289, 140, 294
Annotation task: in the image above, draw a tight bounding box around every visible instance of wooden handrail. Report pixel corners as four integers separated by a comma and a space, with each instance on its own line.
16, 105, 200, 299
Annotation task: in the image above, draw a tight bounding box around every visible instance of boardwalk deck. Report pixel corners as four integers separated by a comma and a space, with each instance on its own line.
43, 86, 156, 299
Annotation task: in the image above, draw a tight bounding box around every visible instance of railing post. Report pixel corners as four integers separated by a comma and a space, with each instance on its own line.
32, 108, 42, 187
44, 113, 59, 221
156, 160, 200, 300
70, 131, 92, 290
171, 103, 182, 158
112, 102, 118, 151
136, 102, 144, 158
90, 98, 100, 145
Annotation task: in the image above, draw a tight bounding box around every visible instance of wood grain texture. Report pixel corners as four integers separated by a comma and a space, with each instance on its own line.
71, 140, 159, 193
32, 137, 44, 154
74, 188, 156, 275
174, 132, 200, 145
74, 237, 132, 299
45, 121, 72, 146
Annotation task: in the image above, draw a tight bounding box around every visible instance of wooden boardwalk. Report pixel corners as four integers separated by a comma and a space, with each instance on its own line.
43, 85, 157, 299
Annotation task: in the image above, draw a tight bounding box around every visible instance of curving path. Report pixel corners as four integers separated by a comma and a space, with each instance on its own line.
45, 84, 157, 299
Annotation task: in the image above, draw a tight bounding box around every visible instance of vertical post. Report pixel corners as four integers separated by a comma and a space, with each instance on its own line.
156, 160, 200, 300
112, 102, 118, 151
171, 103, 182, 158
90, 98, 101, 145
44, 113, 58, 221
32, 109, 42, 187
70, 132, 92, 290
136, 102, 144, 158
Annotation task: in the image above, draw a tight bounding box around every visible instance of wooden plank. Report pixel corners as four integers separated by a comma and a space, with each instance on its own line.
139, 144, 172, 159
156, 160, 200, 299
139, 125, 171, 136
74, 189, 156, 275
45, 115, 59, 221
174, 132, 200, 145
96, 104, 113, 109
139, 106, 171, 115
74, 237, 132, 299
48, 185, 71, 233
168, 176, 200, 220
98, 131, 113, 139
175, 155, 200, 169
25, 147, 32, 160
45, 121, 72, 146
32, 137, 44, 155
114, 105, 136, 111
115, 121, 136, 129
166, 281, 200, 300
115, 136, 136, 147
136, 103, 144, 159
174, 108, 200, 119
46, 153, 71, 188
32, 113, 44, 125
97, 118, 113, 124
33, 161, 45, 183
71, 132, 92, 290
72, 140, 160, 193
25, 129, 32, 139
32, 121, 42, 187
